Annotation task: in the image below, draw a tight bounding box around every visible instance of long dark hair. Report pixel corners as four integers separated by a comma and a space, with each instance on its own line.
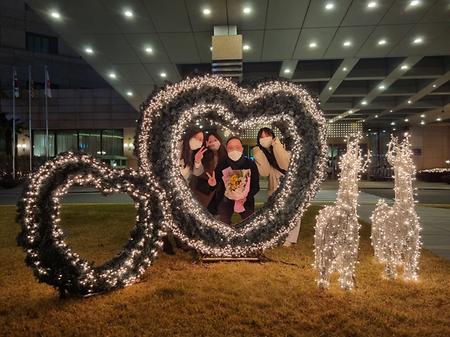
257, 127, 286, 175
203, 132, 227, 172
181, 127, 204, 169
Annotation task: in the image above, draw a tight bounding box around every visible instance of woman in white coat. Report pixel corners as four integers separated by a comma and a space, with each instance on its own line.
252, 127, 300, 246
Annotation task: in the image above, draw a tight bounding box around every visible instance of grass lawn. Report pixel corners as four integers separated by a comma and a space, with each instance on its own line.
0, 204, 449, 337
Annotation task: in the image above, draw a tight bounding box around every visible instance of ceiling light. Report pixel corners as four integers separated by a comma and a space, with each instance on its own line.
420, 114, 425, 118
84, 47, 93, 54
420, 120, 425, 125
243, 7, 252, 14
404, 118, 409, 122
361, 100, 368, 105
436, 117, 442, 121
342, 67, 347, 71
145, 47, 153, 54
412, 36, 423, 45
210, 46, 213, 51
243, 44, 250, 51
160, 72, 167, 78
375, 114, 379, 118
309, 41, 318, 48
378, 84, 385, 90
325, 2, 335, 10
367, 1, 378, 9
123, 9, 134, 18
343, 40, 352, 47
407, 100, 412, 104
368, 128, 372, 131
409, 0, 421, 7
377, 39, 387, 46
284, 68, 291, 74
49, 10, 61, 19
328, 86, 332, 91
401, 64, 409, 70
393, 128, 396, 131
432, 84, 437, 88
349, 110, 353, 114
108, 72, 116, 79
382, 129, 386, 133
390, 121, 395, 125
126, 91, 133, 97
202, 8, 211, 16
390, 110, 393, 113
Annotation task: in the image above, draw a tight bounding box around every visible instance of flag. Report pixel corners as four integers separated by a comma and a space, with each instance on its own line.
13, 68, 19, 98
45, 67, 52, 98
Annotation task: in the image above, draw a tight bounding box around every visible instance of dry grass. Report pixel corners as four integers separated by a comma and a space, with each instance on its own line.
0, 204, 449, 337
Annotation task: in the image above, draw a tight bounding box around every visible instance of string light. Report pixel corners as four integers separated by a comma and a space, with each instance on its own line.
370, 135, 421, 281
136, 75, 328, 257
314, 134, 370, 290
17, 153, 168, 296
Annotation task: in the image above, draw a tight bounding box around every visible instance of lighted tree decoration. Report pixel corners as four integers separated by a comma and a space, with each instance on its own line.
370, 134, 421, 281
314, 135, 370, 290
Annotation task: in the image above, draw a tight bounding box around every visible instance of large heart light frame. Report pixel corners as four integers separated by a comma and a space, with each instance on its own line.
136, 76, 328, 257
17, 75, 327, 296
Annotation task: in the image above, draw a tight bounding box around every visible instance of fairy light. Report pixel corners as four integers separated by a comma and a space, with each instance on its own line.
17, 153, 168, 296
314, 134, 370, 290
135, 75, 328, 257
370, 135, 421, 281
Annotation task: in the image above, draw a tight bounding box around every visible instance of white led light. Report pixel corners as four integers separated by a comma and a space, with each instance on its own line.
160, 72, 167, 78
243, 44, 250, 51
145, 47, 153, 54
420, 120, 425, 125
361, 100, 367, 105
349, 110, 353, 114
84, 47, 93, 54
401, 64, 409, 70
432, 84, 436, 88
436, 117, 442, 121
108, 72, 116, 79
309, 41, 318, 48
420, 114, 425, 118
284, 68, 291, 74
50, 10, 61, 19
407, 100, 412, 104
378, 39, 387, 46
243, 7, 252, 14
202, 8, 211, 15
404, 118, 409, 122
409, 0, 421, 7
378, 84, 385, 90
126, 91, 133, 97
412, 36, 423, 45
343, 40, 352, 47
375, 114, 379, 118
367, 1, 378, 8
390, 121, 395, 125
342, 67, 348, 71
325, 2, 335, 10
123, 9, 134, 18
328, 86, 333, 91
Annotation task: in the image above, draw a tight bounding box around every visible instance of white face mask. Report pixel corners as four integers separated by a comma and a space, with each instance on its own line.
208, 141, 221, 151
228, 150, 242, 162
189, 137, 202, 151
259, 136, 273, 149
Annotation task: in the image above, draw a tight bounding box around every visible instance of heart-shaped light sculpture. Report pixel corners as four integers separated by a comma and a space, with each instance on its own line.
136, 75, 328, 257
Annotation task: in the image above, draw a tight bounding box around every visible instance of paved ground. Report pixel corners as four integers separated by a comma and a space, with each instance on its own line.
1, 180, 449, 260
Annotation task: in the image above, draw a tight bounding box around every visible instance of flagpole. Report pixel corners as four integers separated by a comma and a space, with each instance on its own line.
28, 65, 32, 172
45, 65, 49, 159
12, 67, 16, 179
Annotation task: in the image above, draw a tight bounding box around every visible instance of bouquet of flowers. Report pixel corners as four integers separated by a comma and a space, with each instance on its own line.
222, 167, 251, 213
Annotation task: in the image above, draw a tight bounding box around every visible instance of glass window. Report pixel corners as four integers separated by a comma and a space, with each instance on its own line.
26, 32, 58, 54
56, 130, 78, 154
79, 130, 101, 155
33, 131, 55, 157
101, 129, 124, 156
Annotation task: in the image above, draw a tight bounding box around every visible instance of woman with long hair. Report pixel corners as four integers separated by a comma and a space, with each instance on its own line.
190, 131, 227, 214
252, 127, 299, 245
179, 127, 206, 181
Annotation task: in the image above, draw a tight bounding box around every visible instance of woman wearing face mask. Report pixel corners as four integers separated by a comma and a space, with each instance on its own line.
179, 127, 206, 182
191, 132, 227, 214
252, 127, 290, 196
252, 128, 300, 246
